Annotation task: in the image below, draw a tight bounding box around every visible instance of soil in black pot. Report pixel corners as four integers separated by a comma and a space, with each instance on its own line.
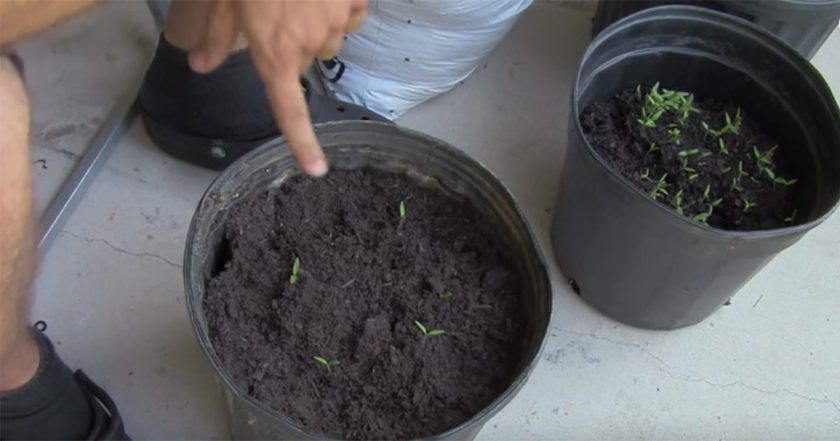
204, 169, 526, 440
580, 83, 800, 230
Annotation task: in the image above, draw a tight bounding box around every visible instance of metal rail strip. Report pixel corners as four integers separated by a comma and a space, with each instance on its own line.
37, 0, 168, 253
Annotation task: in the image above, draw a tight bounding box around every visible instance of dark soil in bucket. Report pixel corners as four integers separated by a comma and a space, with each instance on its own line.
204, 169, 526, 440
580, 83, 800, 230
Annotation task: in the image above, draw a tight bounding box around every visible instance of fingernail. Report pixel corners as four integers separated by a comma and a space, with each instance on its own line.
307, 159, 329, 177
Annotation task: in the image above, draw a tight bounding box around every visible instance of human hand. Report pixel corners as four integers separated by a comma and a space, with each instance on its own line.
188, 0, 367, 176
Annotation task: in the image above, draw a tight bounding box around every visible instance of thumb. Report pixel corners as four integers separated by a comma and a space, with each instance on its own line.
188, 0, 239, 73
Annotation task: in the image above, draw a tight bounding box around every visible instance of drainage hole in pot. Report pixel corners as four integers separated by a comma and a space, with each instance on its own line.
569, 278, 581, 295
336, 106, 345, 112
360, 116, 370, 120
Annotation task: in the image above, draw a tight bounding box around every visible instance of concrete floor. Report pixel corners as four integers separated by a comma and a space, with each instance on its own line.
17, 1, 840, 439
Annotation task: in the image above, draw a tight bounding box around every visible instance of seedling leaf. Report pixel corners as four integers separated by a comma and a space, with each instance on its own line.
693, 212, 711, 223
399, 200, 406, 219
743, 199, 756, 212
289, 257, 301, 284
718, 138, 729, 155
313, 355, 340, 372
414, 320, 444, 338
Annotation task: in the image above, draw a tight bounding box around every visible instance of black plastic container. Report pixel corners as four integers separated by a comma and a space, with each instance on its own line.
185, 122, 552, 439
591, 0, 840, 59
551, 6, 840, 330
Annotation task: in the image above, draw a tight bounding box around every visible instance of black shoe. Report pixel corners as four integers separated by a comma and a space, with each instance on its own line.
0, 324, 129, 440
139, 34, 388, 170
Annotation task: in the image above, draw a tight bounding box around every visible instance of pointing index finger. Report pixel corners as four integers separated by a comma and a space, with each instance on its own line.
265, 67, 328, 177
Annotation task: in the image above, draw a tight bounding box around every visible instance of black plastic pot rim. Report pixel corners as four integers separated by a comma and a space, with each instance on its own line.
184, 121, 553, 440
574, 5, 840, 241
721, 0, 840, 13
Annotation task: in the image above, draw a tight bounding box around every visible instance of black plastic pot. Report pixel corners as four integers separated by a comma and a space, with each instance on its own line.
551, 6, 840, 330
591, 0, 840, 59
185, 122, 552, 439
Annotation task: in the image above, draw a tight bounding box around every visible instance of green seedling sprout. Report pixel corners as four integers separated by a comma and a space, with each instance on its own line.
730, 176, 742, 191
414, 320, 445, 338
677, 148, 700, 158
721, 166, 732, 173
313, 356, 340, 372
674, 189, 685, 215
774, 177, 798, 187
681, 159, 696, 174
668, 127, 681, 145
399, 200, 406, 219
676, 94, 700, 125
702, 108, 742, 138
648, 173, 669, 201
785, 208, 798, 224
703, 184, 711, 199
692, 199, 721, 224
646, 142, 659, 156
743, 199, 756, 212
688, 173, 699, 181
640, 168, 652, 182
718, 138, 729, 155
438, 291, 452, 300
753, 145, 772, 166
721, 109, 743, 135
289, 256, 301, 284
736, 160, 750, 180
637, 83, 698, 129
733, 109, 743, 130
649, 82, 662, 100
701, 121, 713, 136
638, 108, 661, 128
692, 211, 712, 224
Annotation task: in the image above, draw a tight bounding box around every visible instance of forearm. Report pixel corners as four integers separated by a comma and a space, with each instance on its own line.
0, 0, 102, 45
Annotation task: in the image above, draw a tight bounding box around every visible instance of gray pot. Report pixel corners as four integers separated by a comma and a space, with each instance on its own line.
184, 121, 552, 439
591, 0, 840, 58
551, 6, 840, 330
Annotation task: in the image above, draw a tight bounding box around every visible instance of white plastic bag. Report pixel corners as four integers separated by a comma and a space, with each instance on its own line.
317, 0, 532, 119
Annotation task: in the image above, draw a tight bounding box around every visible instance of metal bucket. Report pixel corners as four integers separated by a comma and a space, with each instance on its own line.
185, 121, 553, 439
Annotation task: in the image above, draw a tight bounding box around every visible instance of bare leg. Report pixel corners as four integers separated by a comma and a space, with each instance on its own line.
0, 55, 125, 440
0, 56, 39, 392
0, 3, 106, 388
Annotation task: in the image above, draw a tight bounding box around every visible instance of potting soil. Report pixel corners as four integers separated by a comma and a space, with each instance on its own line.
580, 84, 799, 230
205, 169, 526, 440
